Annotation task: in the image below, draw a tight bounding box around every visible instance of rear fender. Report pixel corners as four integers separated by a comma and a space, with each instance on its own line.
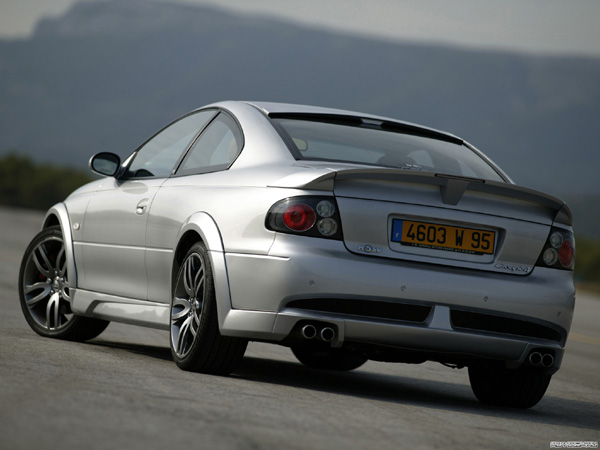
173, 212, 232, 330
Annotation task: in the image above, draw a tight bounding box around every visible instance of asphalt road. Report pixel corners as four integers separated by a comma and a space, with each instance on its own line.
1, 207, 599, 450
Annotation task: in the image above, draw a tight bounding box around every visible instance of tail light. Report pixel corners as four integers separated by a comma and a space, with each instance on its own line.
282, 203, 316, 231
536, 227, 575, 271
266, 196, 343, 240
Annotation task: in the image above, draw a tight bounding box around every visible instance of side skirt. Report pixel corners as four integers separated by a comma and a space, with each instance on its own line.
71, 288, 170, 330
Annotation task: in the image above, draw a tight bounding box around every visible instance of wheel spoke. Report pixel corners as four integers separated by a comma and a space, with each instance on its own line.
189, 315, 198, 337
61, 285, 70, 302
193, 264, 204, 287
33, 244, 53, 278
24, 282, 52, 306
171, 297, 191, 321
57, 247, 67, 277
183, 257, 196, 298
176, 315, 193, 355
46, 292, 61, 330
193, 265, 204, 296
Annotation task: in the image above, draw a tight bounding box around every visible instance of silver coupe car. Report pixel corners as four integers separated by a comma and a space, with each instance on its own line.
19, 101, 575, 408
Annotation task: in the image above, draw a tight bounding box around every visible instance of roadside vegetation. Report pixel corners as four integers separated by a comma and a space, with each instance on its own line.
575, 236, 600, 292
1, 153, 598, 286
0, 153, 93, 210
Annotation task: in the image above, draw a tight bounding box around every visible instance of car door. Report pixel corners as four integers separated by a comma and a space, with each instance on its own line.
77, 110, 217, 300
145, 112, 244, 303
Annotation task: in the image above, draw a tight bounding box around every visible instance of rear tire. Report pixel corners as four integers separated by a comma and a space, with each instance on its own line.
292, 346, 368, 371
18, 226, 109, 342
468, 365, 551, 408
170, 242, 247, 375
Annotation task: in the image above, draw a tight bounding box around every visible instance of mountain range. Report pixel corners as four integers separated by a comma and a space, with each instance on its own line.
1, 0, 599, 235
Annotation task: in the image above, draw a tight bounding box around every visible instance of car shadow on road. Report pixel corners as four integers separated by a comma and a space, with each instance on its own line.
89, 339, 173, 362
234, 356, 600, 432
85, 338, 599, 432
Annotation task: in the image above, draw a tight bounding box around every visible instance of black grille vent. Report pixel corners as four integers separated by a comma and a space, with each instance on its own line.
285, 298, 432, 323
450, 310, 563, 342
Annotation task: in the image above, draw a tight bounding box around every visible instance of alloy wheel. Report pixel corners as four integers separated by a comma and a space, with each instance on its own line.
171, 252, 205, 358
21, 235, 73, 331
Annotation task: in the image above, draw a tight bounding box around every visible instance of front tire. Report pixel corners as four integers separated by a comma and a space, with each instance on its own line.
170, 242, 247, 375
468, 365, 551, 408
18, 226, 109, 341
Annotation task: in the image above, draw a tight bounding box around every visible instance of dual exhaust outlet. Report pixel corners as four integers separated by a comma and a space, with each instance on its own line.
301, 324, 336, 342
528, 351, 554, 368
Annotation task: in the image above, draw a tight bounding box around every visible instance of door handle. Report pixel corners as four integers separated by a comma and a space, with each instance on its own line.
136, 198, 150, 215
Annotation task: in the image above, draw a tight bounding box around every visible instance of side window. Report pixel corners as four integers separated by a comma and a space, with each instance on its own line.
128, 110, 216, 178
176, 113, 242, 176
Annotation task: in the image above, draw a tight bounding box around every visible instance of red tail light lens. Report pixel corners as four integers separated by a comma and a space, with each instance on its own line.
266, 196, 343, 240
558, 239, 574, 268
282, 204, 316, 231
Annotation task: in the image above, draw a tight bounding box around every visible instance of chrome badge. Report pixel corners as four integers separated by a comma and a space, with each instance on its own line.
358, 244, 382, 254
495, 263, 532, 273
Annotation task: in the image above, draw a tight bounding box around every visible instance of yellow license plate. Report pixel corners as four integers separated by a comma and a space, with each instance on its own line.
391, 219, 495, 255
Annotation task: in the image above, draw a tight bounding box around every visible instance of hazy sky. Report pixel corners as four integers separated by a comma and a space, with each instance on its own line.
1, 0, 600, 57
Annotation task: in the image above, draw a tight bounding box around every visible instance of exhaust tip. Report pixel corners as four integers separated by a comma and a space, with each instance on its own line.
529, 352, 542, 366
541, 353, 555, 368
320, 327, 335, 342
301, 324, 317, 340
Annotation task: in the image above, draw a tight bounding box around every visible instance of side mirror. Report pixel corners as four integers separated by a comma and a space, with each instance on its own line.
89, 152, 121, 177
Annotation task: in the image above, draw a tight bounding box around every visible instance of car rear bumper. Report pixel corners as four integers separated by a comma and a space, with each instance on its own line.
221, 235, 575, 370
221, 307, 565, 372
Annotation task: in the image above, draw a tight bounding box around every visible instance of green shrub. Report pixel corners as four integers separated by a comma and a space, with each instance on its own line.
0, 153, 92, 210
575, 235, 600, 284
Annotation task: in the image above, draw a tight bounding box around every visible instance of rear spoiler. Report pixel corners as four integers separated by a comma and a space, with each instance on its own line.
269, 168, 572, 226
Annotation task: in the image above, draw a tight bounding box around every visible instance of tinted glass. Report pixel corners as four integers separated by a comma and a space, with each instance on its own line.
91, 152, 120, 176
128, 110, 216, 178
273, 117, 505, 182
176, 113, 242, 175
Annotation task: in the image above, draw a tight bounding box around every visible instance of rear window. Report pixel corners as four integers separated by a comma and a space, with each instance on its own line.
272, 115, 505, 182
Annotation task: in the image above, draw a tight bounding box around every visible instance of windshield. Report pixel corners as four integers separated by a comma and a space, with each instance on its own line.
272, 115, 506, 182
